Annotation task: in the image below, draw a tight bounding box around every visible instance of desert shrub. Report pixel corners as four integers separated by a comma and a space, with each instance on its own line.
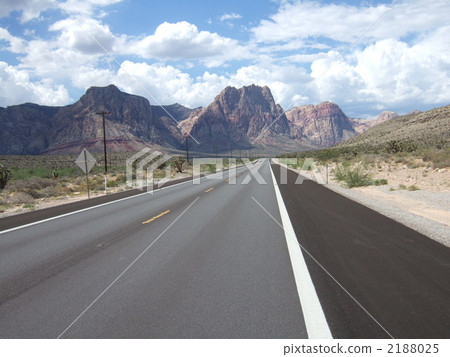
386, 140, 418, 154
26, 189, 41, 199
107, 180, 119, 188
333, 164, 372, 188
374, 179, 388, 186
344, 166, 372, 188
173, 156, 185, 173
8, 192, 34, 204
408, 185, 420, 191
333, 165, 347, 181
115, 174, 126, 184
422, 150, 450, 169
39, 186, 59, 197
342, 161, 351, 168
6, 177, 57, 196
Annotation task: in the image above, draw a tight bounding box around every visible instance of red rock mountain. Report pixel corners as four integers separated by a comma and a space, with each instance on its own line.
178, 85, 314, 152
0, 84, 397, 155
286, 102, 356, 147
0, 85, 187, 154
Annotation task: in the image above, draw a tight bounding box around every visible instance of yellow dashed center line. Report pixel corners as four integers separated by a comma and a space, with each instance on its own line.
142, 210, 171, 224
204, 187, 214, 193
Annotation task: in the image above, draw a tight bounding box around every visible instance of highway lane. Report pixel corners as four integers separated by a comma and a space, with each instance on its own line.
2, 158, 448, 339
272, 163, 450, 339
0, 160, 307, 338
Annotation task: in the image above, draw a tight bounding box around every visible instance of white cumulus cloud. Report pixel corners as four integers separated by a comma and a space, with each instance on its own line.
252, 0, 450, 45
49, 17, 120, 54
129, 21, 249, 67
0, 61, 71, 106
310, 27, 450, 116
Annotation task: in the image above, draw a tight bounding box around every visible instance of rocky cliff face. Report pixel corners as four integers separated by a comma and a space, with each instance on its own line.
178, 85, 297, 151
0, 103, 59, 154
0, 85, 189, 154
286, 102, 356, 147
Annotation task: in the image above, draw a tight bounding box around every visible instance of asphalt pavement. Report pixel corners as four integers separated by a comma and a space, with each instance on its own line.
1, 159, 449, 339
271, 163, 450, 339
0, 160, 307, 338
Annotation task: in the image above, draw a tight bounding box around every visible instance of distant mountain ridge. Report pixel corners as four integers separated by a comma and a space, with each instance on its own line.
0, 84, 401, 155
350, 111, 399, 134
338, 105, 450, 149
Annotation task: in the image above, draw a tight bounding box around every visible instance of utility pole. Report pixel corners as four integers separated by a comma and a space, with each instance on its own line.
184, 133, 190, 165
96, 111, 111, 173
96, 110, 111, 193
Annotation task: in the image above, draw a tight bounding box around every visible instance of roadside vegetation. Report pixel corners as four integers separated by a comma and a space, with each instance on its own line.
0, 152, 247, 214
279, 139, 449, 189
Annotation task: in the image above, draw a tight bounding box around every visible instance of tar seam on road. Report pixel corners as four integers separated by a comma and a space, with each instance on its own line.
57, 197, 200, 339
54, 1, 199, 144
251, 164, 395, 339
251, 0, 399, 145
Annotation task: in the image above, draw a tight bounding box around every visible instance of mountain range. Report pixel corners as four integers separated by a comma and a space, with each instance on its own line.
0, 84, 399, 155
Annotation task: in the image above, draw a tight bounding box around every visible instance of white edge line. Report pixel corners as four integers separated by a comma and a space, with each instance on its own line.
0, 165, 244, 235
269, 163, 332, 339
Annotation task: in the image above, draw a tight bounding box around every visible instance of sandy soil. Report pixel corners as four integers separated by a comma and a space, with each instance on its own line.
321, 161, 450, 226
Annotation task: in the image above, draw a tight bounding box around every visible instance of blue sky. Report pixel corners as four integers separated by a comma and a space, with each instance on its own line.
0, 0, 449, 118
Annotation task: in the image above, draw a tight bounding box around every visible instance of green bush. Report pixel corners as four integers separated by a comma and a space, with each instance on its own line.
408, 185, 420, 191
345, 166, 372, 188
107, 180, 119, 188
333, 165, 347, 181
386, 140, 418, 154
333, 164, 372, 188
374, 179, 388, 186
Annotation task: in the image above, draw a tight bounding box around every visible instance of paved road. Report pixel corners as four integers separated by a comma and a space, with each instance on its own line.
272, 163, 450, 339
1, 159, 449, 338
0, 161, 307, 338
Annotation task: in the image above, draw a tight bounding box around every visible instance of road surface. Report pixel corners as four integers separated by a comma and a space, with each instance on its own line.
0, 159, 449, 338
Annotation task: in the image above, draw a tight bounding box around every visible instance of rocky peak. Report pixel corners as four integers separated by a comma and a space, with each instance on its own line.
286, 101, 355, 146
375, 111, 399, 123
179, 85, 291, 150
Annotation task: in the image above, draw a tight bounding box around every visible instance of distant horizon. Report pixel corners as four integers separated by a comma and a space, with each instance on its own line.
1, 82, 435, 120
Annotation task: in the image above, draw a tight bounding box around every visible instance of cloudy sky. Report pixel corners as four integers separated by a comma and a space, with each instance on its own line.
0, 0, 449, 118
